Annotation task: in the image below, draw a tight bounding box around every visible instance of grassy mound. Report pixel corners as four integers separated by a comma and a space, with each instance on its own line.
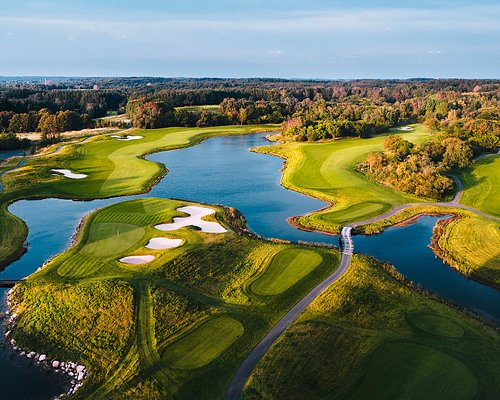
251, 248, 323, 295
346, 342, 477, 400
412, 315, 464, 337
162, 316, 244, 369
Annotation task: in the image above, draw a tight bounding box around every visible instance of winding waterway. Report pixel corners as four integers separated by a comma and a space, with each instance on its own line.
1, 133, 499, 398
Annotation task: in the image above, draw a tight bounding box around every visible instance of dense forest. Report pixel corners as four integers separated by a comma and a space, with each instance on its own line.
0, 78, 498, 152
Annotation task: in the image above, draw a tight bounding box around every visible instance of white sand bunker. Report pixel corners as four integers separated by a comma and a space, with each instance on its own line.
155, 206, 227, 234
396, 126, 414, 131
146, 237, 183, 249
111, 135, 143, 141
119, 255, 155, 264
51, 169, 87, 179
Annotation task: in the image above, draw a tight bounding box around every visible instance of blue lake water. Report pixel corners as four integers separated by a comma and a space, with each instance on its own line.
1, 133, 499, 398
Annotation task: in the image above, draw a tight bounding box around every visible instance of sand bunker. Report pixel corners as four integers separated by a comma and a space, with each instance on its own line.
155, 206, 227, 234
119, 255, 155, 264
145, 237, 183, 249
111, 135, 143, 141
396, 126, 414, 131
51, 169, 87, 179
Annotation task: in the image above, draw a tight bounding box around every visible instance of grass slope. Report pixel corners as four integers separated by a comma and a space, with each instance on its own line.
9, 198, 339, 399
458, 154, 500, 218
243, 255, 500, 400
254, 124, 430, 233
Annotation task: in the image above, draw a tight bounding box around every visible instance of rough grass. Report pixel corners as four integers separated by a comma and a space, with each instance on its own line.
10, 198, 341, 399
458, 154, 499, 218
254, 124, 430, 233
243, 255, 500, 400
251, 248, 323, 295
161, 316, 244, 369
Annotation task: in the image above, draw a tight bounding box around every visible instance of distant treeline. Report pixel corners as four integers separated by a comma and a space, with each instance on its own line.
1, 78, 498, 147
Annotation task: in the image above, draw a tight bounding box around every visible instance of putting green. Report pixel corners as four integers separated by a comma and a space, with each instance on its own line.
412, 315, 464, 337
251, 248, 323, 295
346, 342, 478, 400
162, 316, 244, 369
80, 222, 145, 257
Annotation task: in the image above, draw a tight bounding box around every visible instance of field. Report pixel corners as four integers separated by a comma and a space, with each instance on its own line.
457, 154, 499, 218
0, 124, 277, 272
9, 198, 340, 399
243, 255, 500, 400
254, 124, 430, 233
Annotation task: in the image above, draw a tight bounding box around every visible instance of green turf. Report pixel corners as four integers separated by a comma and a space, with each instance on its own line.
0, 124, 277, 270
161, 316, 244, 369
458, 154, 500, 218
80, 222, 145, 257
243, 255, 500, 400
345, 342, 477, 400
254, 124, 430, 233
9, 198, 341, 399
251, 248, 323, 295
412, 315, 464, 337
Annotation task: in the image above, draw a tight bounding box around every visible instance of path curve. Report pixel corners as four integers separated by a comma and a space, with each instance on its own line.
225, 228, 353, 400
225, 155, 499, 399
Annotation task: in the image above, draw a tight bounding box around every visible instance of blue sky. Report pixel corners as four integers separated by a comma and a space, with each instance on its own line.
0, 1, 499, 78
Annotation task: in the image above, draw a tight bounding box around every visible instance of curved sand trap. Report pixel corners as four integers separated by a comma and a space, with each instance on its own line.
119, 255, 155, 264
51, 169, 87, 179
111, 135, 143, 141
155, 206, 227, 234
146, 237, 183, 249
396, 126, 414, 131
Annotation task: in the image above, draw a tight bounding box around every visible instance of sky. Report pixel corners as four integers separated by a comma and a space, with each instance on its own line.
0, 0, 499, 78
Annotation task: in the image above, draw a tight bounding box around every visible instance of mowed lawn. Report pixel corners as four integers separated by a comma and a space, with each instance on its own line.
251, 248, 324, 295
1, 125, 276, 199
243, 255, 500, 400
161, 316, 244, 369
11, 197, 341, 399
458, 154, 500, 218
255, 124, 430, 232
436, 216, 500, 286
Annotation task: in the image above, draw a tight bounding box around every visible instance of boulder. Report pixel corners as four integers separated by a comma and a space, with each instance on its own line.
52, 360, 60, 368
76, 365, 85, 373
27, 352, 36, 358
38, 354, 47, 362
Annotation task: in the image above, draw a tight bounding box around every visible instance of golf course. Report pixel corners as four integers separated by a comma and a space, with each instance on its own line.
8, 197, 340, 399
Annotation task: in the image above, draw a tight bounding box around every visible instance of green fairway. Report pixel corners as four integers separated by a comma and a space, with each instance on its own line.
0, 124, 277, 271
9, 197, 340, 399
346, 342, 477, 400
255, 124, 430, 233
458, 154, 500, 218
162, 316, 244, 369
80, 222, 145, 257
412, 315, 464, 337
251, 248, 323, 295
243, 255, 500, 400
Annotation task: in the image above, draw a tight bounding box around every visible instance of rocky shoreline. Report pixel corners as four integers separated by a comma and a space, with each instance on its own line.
3, 288, 88, 398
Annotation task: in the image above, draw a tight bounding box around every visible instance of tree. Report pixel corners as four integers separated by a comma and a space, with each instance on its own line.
383, 135, 414, 160
38, 112, 59, 142
441, 137, 473, 169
